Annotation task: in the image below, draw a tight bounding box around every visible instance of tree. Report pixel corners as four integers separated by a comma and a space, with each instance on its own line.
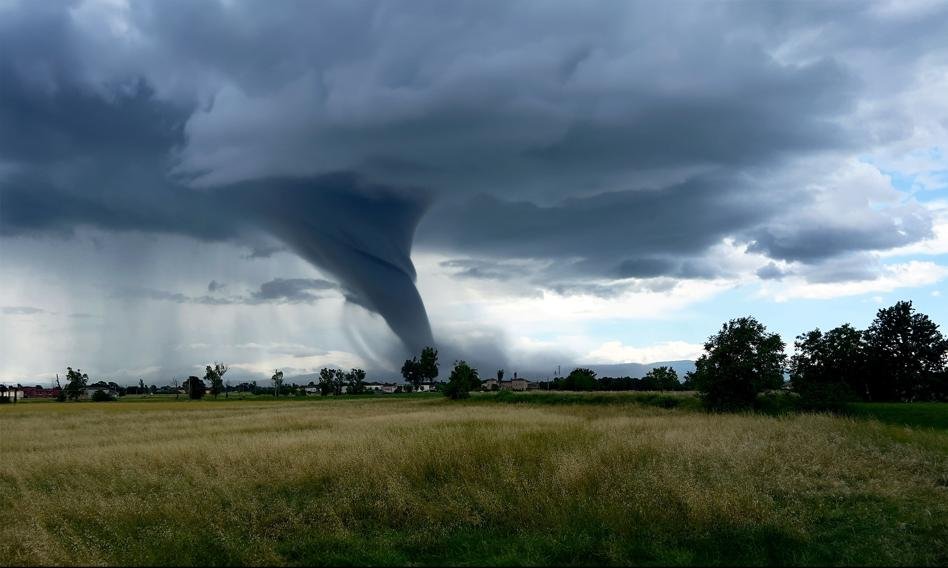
644, 366, 680, 391
561, 368, 598, 391
318, 368, 345, 395
789, 324, 864, 409
443, 360, 480, 400
346, 368, 366, 395
318, 368, 335, 396
419, 347, 439, 383
401, 357, 421, 389
183, 376, 206, 400
205, 362, 227, 399
863, 301, 947, 401
64, 367, 89, 401
271, 370, 284, 397
692, 316, 786, 411
402, 346, 439, 390
171, 377, 180, 400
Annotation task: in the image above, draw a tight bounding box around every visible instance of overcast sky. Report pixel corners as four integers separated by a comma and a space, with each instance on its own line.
1, 0, 946, 384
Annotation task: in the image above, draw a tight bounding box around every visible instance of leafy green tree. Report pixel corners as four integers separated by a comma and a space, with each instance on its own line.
318, 368, 336, 395
562, 368, 598, 391
183, 376, 206, 400
681, 371, 695, 390
863, 300, 948, 401
644, 366, 680, 391
205, 362, 227, 399
419, 347, 439, 383
790, 324, 864, 409
346, 368, 366, 395
403, 346, 439, 389
401, 357, 421, 389
271, 370, 284, 397
443, 360, 480, 399
64, 367, 89, 401
692, 316, 786, 411
318, 368, 346, 395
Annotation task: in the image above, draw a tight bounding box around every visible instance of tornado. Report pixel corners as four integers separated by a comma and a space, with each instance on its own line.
236, 174, 434, 354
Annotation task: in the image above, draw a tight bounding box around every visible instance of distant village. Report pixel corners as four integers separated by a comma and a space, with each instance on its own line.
0, 374, 541, 402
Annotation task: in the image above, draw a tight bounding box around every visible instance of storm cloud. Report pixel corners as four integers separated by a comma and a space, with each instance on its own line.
1, 0, 946, 365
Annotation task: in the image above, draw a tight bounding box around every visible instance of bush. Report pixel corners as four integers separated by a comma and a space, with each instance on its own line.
91, 389, 115, 402
443, 361, 480, 400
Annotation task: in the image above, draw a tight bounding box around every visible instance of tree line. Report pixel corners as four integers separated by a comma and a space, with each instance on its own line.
432, 299, 946, 411
27, 299, 946, 411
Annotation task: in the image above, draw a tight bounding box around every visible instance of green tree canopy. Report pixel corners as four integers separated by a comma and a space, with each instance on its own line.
346, 368, 366, 395
401, 357, 421, 388
183, 376, 206, 400
692, 316, 786, 411
205, 362, 227, 398
644, 366, 680, 391
63, 367, 89, 401
271, 370, 284, 397
319, 368, 345, 396
443, 360, 480, 400
790, 324, 864, 409
562, 368, 597, 391
419, 347, 439, 382
863, 300, 947, 401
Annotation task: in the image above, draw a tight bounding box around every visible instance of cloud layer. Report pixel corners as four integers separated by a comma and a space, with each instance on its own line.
1, 0, 946, 371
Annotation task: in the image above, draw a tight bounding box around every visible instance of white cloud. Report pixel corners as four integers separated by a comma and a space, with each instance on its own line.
584, 340, 705, 365
229, 350, 365, 377
764, 260, 948, 301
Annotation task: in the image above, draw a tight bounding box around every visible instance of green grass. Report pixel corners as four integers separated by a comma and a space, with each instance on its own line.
473, 389, 703, 411
1, 396, 945, 566
847, 402, 948, 430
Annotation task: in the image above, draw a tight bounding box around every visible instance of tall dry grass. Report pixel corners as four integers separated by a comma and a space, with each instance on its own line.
1, 397, 945, 566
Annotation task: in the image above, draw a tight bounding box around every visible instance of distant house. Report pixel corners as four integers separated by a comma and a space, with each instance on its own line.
415, 382, 435, 392
382, 383, 398, 394
364, 382, 385, 392
500, 379, 530, 391
481, 379, 499, 391
22, 386, 62, 399
303, 386, 321, 395
0, 386, 25, 401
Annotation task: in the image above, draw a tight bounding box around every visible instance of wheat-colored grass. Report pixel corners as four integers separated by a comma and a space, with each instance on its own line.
1, 396, 945, 566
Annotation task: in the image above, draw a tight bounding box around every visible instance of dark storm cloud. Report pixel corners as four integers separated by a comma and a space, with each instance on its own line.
439, 259, 517, 281
756, 263, 787, 281
1, 306, 46, 315
420, 175, 771, 278
207, 280, 226, 293
747, 215, 932, 262
250, 278, 337, 303
799, 254, 883, 284
1, 0, 945, 358
116, 278, 339, 306
242, 244, 287, 259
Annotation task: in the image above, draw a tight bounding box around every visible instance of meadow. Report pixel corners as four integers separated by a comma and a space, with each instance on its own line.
1, 393, 946, 566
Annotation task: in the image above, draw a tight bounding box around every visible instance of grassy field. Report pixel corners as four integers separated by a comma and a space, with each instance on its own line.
1, 394, 946, 566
